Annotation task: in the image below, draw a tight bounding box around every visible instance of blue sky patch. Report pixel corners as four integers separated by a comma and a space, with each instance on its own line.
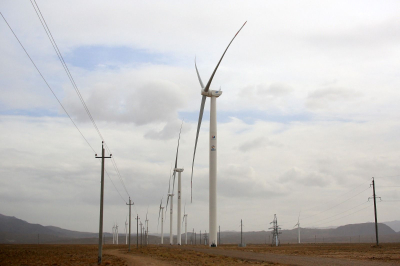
64, 45, 174, 70
0, 108, 63, 118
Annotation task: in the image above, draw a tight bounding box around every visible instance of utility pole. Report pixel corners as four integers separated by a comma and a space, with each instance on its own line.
195, 232, 196, 245
200, 230, 202, 245
126, 198, 134, 251
96, 141, 112, 265
239, 220, 245, 247
135, 215, 139, 249
369, 177, 381, 246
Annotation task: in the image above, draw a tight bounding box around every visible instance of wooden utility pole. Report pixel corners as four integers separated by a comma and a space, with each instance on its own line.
126, 198, 134, 251
370, 177, 380, 246
96, 141, 112, 265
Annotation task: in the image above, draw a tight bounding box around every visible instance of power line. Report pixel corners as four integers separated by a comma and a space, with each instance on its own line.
306, 201, 369, 227
1, 12, 128, 205
309, 203, 372, 228
301, 179, 369, 214
302, 186, 370, 221
1, 12, 96, 154
29, 1, 131, 199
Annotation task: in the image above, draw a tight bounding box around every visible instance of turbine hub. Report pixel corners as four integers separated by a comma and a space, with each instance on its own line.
201, 89, 223, 97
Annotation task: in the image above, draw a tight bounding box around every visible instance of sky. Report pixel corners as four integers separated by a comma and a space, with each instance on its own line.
1, 0, 400, 236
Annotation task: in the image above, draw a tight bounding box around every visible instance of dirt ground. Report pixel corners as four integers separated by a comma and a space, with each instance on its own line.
1, 243, 399, 265
218, 243, 400, 263
0, 245, 127, 266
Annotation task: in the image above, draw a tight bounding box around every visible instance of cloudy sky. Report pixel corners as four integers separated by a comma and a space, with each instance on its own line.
1, 0, 400, 236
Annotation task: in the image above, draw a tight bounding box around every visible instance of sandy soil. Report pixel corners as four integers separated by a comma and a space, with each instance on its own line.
1, 243, 399, 265
0, 244, 126, 265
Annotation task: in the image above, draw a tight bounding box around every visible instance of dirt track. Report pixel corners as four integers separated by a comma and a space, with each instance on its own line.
175, 245, 399, 266
1, 244, 399, 265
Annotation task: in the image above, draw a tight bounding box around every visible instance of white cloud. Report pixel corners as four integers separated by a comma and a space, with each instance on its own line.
1, 0, 400, 235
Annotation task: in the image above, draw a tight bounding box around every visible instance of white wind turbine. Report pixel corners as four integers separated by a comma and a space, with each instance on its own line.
145, 210, 149, 245
157, 198, 165, 244
182, 204, 188, 245
294, 212, 301, 244
190, 22, 246, 247
112, 224, 115, 244
116, 223, 118, 245
166, 171, 174, 245
125, 217, 128, 245
166, 122, 184, 245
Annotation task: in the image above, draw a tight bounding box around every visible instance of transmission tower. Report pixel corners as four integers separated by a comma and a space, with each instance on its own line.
269, 214, 281, 246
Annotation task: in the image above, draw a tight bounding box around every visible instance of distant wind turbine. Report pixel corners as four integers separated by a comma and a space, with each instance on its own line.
294, 212, 301, 244
116, 223, 118, 245
125, 217, 128, 245
182, 204, 188, 245
157, 198, 165, 244
190, 21, 247, 247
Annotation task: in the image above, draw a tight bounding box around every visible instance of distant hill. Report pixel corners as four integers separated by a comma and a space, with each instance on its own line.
384, 220, 400, 232
1, 213, 400, 245
215, 223, 399, 245
0, 214, 103, 244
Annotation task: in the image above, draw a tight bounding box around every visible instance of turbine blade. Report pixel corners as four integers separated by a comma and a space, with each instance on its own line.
172, 121, 183, 193
203, 21, 247, 93
165, 168, 172, 209
195, 58, 205, 89
190, 95, 207, 202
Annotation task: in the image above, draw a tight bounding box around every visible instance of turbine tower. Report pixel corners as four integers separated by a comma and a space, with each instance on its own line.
125, 217, 128, 245
112, 224, 115, 244
183, 205, 188, 245
294, 212, 301, 244
190, 22, 247, 247
145, 210, 149, 245
158, 198, 165, 244
116, 223, 118, 245
176, 168, 184, 245
168, 193, 174, 244
166, 121, 184, 245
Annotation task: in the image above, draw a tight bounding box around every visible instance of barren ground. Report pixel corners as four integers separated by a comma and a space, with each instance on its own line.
0, 243, 399, 265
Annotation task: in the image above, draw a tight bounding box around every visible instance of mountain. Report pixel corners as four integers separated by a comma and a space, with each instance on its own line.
384, 220, 400, 232
0, 213, 104, 244
217, 223, 400, 245
1, 213, 400, 244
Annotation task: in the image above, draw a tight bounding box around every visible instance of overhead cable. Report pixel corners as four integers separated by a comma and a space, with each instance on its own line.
29, 0, 130, 199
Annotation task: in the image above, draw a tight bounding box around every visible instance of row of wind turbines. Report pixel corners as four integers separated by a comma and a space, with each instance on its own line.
156, 21, 247, 247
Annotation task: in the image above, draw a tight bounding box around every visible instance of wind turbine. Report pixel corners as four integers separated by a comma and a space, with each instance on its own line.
112, 224, 115, 244
124, 218, 128, 245
145, 209, 149, 245
116, 223, 118, 245
294, 212, 301, 244
157, 198, 165, 244
190, 22, 247, 247
165, 170, 174, 245
165, 122, 184, 245
182, 204, 188, 245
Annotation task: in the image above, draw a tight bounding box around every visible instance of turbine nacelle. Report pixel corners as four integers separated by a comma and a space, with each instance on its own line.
174, 168, 184, 172
201, 89, 223, 97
